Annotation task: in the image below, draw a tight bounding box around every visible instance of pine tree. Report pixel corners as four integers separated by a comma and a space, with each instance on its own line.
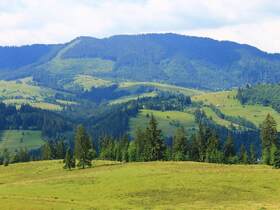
64, 148, 75, 170
205, 132, 222, 163
173, 127, 188, 161
190, 134, 200, 161
74, 125, 93, 169
249, 144, 257, 164
42, 142, 52, 160
261, 114, 278, 165
239, 144, 248, 164
196, 124, 210, 162
145, 115, 165, 161
134, 127, 145, 161
223, 133, 236, 163
128, 141, 137, 162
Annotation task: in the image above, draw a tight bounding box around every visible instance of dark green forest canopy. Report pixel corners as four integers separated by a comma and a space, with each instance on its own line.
237, 84, 280, 112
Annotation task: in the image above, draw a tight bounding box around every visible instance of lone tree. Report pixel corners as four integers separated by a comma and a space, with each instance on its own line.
64, 148, 75, 170
74, 125, 93, 169
261, 114, 278, 165
145, 115, 165, 161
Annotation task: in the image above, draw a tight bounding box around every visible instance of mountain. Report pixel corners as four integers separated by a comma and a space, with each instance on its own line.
1, 33, 280, 90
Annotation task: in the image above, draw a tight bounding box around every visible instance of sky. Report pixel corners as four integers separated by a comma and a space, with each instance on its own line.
0, 0, 280, 53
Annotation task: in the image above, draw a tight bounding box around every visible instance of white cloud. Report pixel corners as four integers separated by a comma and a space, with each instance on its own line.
0, 0, 279, 52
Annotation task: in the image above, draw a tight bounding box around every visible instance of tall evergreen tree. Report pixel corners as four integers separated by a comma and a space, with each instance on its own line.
223, 133, 236, 163
239, 144, 248, 164
145, 115, 165, 161
205, 132, 222, 163
74, 125, 93, 169
42, 142, 52, 160
64, 148, 75, 170
173, 127, 188, 161
249, 144, 257, 164
261, 114, 278, 165
134, 127, 145, 161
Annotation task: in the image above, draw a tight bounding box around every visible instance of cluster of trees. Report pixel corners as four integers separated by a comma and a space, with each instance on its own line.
237, 84, 280, 113
88, 115, 257, 165
2, 109, 279, 170
0, 147, 33, 166
0, 103, 72, 138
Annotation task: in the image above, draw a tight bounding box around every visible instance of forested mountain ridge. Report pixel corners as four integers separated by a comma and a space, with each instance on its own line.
1, 33, 280, 90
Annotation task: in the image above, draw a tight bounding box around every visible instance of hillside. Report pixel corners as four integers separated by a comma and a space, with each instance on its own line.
0, 160, 279, 210
1, 34, 280, 90
192, 90, 280, 130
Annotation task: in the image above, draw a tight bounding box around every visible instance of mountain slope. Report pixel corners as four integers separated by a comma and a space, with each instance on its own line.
1, 33, 280, 90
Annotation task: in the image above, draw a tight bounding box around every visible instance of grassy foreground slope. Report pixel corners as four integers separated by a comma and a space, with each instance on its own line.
0, 130, 44, 152
0, 160, 280, 209
192, 90, 280, 130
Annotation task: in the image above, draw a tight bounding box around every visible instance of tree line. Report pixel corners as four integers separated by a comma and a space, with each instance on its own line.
1, 113, 279, 170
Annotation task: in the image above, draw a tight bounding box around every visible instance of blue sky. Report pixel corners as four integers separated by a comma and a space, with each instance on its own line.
0, 0, 279, 52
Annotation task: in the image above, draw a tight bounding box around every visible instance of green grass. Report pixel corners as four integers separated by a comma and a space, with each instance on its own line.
120, 81, 204, 96
109, 91, 158, 105
0, 160, 280, 209
129, 109, 197, 137
192, 90, 280, 130
0, 78, 74, 111
0, 130, 44, 152
72, 74, 113, 91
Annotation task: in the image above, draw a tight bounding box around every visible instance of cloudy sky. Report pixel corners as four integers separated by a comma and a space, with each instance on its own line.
0, 0, 279, 52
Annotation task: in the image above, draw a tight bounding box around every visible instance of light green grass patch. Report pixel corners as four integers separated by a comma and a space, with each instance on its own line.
130, 109, 197, 137
120, 81, 204, 96
192, 90, 280, 130
109, 92, 158, 105
0, 130, 44, 152
73, 75, 113, 91
0, 160, 279, 209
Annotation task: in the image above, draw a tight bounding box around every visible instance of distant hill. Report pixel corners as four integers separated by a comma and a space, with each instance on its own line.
0, 33, 280, 90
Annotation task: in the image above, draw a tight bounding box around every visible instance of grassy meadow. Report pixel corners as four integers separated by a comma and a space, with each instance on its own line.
192, 90, 280, 130
0, 130, 44, 152
129, 109, 197, 137
0, 160, 279, 209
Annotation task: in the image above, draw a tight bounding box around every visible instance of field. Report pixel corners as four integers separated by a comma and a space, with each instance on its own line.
129, 109, 197, 137
0, 130, 44, 152
192, 90, 280, 130
0, 78, 71, 111
0, 160, 280, 209
120, 81, 204, 96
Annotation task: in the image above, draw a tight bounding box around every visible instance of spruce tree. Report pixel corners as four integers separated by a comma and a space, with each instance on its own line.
64, 148, 75, 170
223, 133, 235, 163
74, 125, 93, 169
173, 127, 188, 161
261, 114, 278, 165
42, 142, 52, 160
239, 144, 248, 164
249, 144, 257, 164
145, 115, 165, 161
134, 127, 145, 161
205, 132, 222, 163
